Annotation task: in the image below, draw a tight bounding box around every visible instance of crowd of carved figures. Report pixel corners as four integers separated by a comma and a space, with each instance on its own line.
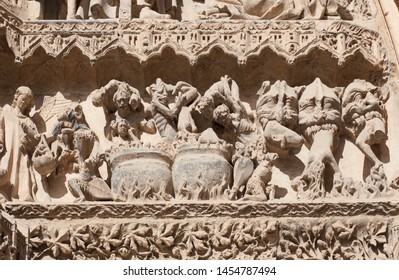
0, 75, 396, 203
25, 0, 372, 21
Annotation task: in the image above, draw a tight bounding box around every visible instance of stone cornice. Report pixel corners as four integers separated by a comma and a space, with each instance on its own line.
3, 201, 399, 220
0, 2, 388, 74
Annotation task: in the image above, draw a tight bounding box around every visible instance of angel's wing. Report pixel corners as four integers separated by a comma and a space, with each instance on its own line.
39, 92, 74, 122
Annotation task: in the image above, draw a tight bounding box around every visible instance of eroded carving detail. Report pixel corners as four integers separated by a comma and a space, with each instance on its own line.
278, 219, 389, 260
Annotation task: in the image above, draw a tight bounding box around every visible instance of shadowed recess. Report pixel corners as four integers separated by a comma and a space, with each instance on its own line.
96, 47, 144, 92
143, 46, 192, 88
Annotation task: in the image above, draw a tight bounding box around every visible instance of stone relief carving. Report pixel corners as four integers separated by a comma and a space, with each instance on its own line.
12, 217, 389, 260
6, 0, 375, 21
255, 80, 303, 156
0, 76, 395, 204
53, 103, 112, 202
137, 0, 177, 19
292, 78, 342, 200
341, 79, 388, 166
91, 79, 156, 141
0, 86, 57, 202
0, 0, 385, 67
200, 0, 352, 20
1, 0, 399, 261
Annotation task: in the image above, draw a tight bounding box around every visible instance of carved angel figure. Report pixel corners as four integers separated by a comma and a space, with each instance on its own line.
91, 79, 156, 141
0, 87, 41, 201
341, 80, 388, 166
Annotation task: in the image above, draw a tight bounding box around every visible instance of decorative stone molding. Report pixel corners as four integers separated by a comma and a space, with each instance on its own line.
0, 205, 397, 260
3, 202, 399, 220
0, 3, 387, 68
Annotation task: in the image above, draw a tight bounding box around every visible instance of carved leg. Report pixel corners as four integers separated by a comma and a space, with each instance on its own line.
355, 130, 383, 166
67, 178, 87, 202
309, 130, 339, 172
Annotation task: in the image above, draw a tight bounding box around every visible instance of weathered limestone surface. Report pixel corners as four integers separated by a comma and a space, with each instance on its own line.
1, 0, 399, 260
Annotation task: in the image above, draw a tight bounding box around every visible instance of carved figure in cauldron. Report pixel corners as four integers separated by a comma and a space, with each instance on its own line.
109, 118, 137, 145
53, 103, 112, 202
178, 75, 254, 144
292, 78, 342, 200
200, 0, 351, 20
0, 87, 55, 201
341, 80, 388, 167
177, 95, 214, 134
212, 103, 255, 144
91, 79, 156, 141
147, 78, 199, 143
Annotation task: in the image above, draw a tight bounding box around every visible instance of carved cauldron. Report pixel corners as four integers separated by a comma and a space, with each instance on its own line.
108, 148, 174, 199
172, 144, 233, 200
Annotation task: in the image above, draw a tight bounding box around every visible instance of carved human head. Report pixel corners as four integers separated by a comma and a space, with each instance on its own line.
117, 119, 129, 138
342, 79, 387, 143
129, 93, 141, 111
113, 87, 131, 111
67, 104, 85, 123
298, 78, 341, 143
195, 95, 214, 117
12, 86, 35, 115
342, 79, 381, 113
256, 80, 298, 130
213, 104, 232, 127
